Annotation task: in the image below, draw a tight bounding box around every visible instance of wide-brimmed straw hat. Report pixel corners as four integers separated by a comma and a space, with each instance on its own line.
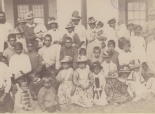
127, 20, 135, 26
61, 56, 73, 63
77, 56, 88, 63
71, 11, 81, 20
129, 59, 141, 69
107, 18, 116, 24
24, 11, 34, 20
119, 66, 131, 73
16, 17, 26, 25
148, 8, 155, 16
105, 72, 118, 79
65, 21, 75, 29
134, 25, 143, 32
48, 17, 58, 25
90, 61, 103, 71
87, 17, 97, 24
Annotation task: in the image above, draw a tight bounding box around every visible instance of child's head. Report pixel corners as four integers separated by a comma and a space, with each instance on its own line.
0, 56, 8, 65
65, 22, 75, 33
77, 56, 88, 69
123, 40, 131, 52
91, 61, 103, 75
142, 62, 148, 71
108, 18, 116, 28
108, 40, 115, 52
44, 34, 52, 47
119, 67, 131, 79
27, 41, 34, 52
14, 42, 23, 55
65, 37, 72, 49
93, 46, 101, 58
42, 76, 52, 89
61, 56, 72, 69
96, 21, 104, 29
30, 73, 39, 82
88, 17, 96, 29
79, 48, 86, 56
134, 25, 142, 36
19, 81, 28, 92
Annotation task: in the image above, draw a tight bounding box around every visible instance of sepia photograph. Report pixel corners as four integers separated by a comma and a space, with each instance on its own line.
0, 0, 155, 113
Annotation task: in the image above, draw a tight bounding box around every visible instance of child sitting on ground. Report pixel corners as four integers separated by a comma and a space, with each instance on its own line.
38, 76, 61, 113
29, 73, 43, 101
105, 67, 131, 106
56, 56, 75, 105
90, 61, 107, 106
14, 81, 33, 113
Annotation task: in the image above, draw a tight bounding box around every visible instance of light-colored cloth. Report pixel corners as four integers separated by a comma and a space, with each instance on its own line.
118, 50, 133, 66
14, 88, 33, 111
72, 66, 94, 107
38, 86, 58, 111
126, 30, 134, 40
89, 54, 103, 65
0, 22, 13, 52
130, 35, 146, 63
146, 77, 155, 94
101, 61, 117, 76
47, 29, 61, 44
116, 24, 128, 39
16, 37, 27, 52
0, 62, 12, 93
9, 53, 32, 79
106, 27, 117, 47
38, 44, 61, 69
3, 46, 16, 62
146, 40, 155, 74
56, 68, 74, 104
93, 71, 107, 105
74, 24, 86, 48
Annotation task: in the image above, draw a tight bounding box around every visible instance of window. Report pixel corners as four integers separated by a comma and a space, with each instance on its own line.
127, 1, 147, 26
17, 5, 29, 18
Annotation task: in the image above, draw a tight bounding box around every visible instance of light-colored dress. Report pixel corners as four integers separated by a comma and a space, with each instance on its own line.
146, 77, 155, 95
56, 68, 74, 104
128, 71, 150, 101
72, 66, 94, 107
130, 35, 146, 63
93, 71, 107, 105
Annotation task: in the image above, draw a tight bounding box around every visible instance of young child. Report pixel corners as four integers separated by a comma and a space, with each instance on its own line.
29, 73, 43, 101
56, 56, 74, 104
130, 25, 146, 63
89, 46, 103, 65
72, 56, 94, 107
105, 67, 131, 106
101, 52, 118, 78
118, 40, 133, 68
128, 59, 151, 102
14, 81, 33, 113
90, 61, 107, 106
79, 48, 87, 57
38, 76, 61, 113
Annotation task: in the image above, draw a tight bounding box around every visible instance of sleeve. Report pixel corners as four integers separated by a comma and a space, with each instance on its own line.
24, 27, 36, 40
55, 45, 61, 69
3, 50, 8, 60
73, 70, 80, 87
9, 57, 13, 75
88, 70, 94, 86
59, 48, 64, 61
146, 78, 152, 89
62, 34, 67, 45
15, 92, 25, 109
38, 89, 45, 111
22, 55, 32, 74
55, 71, 63, 82
34, 54, 43, 74
4, 66, 12, 93
68, 70, 74, 81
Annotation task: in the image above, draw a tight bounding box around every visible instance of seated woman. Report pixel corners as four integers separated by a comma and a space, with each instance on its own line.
72, 56, 94, 107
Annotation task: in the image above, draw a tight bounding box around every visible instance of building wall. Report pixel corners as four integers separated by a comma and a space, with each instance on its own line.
48, 0, 57, 18
0, 0, 2, 11
4, 0, 14, 26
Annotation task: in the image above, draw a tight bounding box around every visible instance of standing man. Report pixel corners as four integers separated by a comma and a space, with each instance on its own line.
71, 11, 86, 48
142, 8, 155, 46
0, 11, 13, 54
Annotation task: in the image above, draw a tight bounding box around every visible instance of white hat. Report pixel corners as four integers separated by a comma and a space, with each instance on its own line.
48, 17, 57, 25
129, 59, 141, 69
61, 56, 72, 63
24, 11, 34, 20
77, 56, 88, 63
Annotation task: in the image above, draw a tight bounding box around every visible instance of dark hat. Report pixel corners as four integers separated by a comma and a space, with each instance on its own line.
97, 21, 104, 27
87, 17, 97, 24
90, 61, 103, 71
71, 11, 81, 20
107, 18, 116, 24
48, 17, 58, 25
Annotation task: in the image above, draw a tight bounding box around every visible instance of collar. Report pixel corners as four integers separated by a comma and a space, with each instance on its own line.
26, 23, 35, 28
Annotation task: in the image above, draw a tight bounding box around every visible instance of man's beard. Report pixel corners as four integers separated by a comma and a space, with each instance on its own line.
0, 18, 6, 24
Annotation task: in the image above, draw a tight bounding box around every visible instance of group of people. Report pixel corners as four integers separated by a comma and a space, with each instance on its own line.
0, 8, 155, 113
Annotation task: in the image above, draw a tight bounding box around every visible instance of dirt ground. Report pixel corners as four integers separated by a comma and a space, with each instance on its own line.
33, 95, 155, 113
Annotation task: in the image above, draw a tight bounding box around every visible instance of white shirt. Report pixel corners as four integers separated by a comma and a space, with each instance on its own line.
0, 22, 13, 52
38, 44, 61, 69
0, 62, 12, 93
118, 50, 134, 66
116, 24, 128, 39
101, 61, 117, 76
9, 53, 32, 79
146, 77, 155, 93
47, 29, 61, 43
